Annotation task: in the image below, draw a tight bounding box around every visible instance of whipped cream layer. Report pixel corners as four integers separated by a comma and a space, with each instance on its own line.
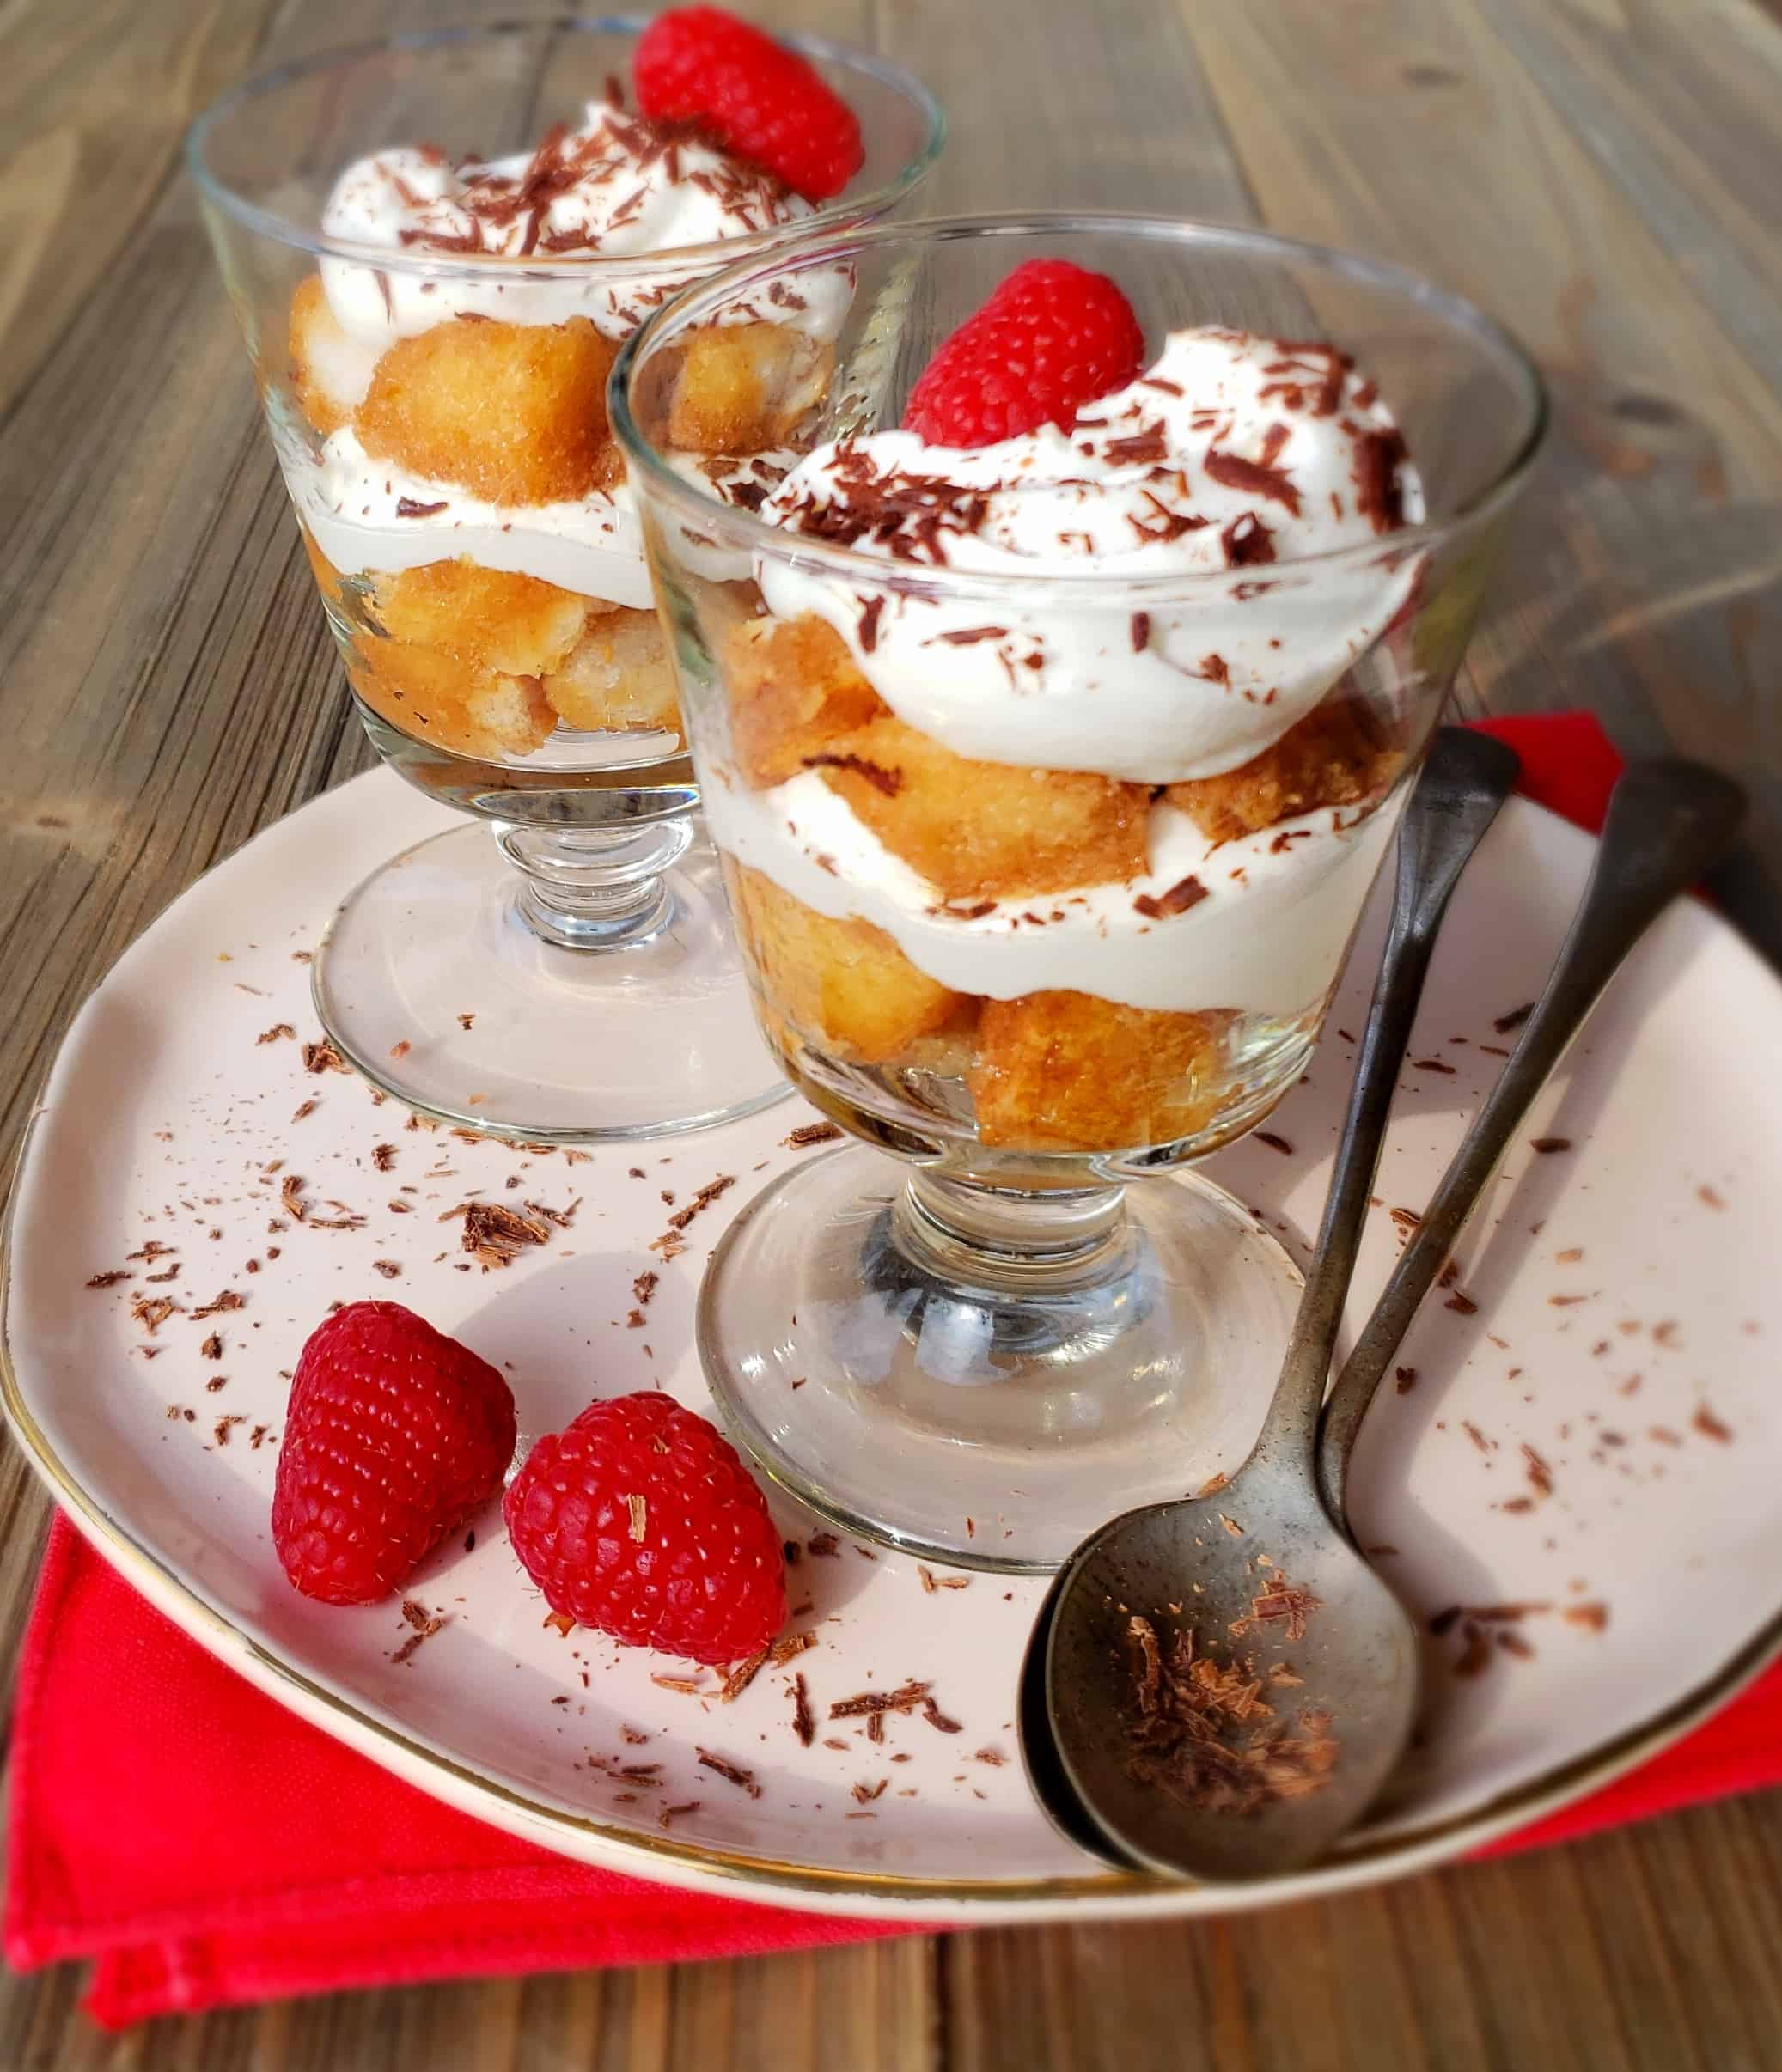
291, 425, 650, 607
288, 102, 851, 602
706, 773, 1401, 1020
289, 430, 794, 608
315, 101, 849, 372
757, 328, 1423, 784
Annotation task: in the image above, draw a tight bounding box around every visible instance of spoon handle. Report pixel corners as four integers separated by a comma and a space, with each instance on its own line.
1248, 728, 1520, 1477
1316, 758, 1747, 1525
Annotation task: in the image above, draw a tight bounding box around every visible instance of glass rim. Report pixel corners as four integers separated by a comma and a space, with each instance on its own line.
183, 14, 945, 281
611, 210, 1550, 600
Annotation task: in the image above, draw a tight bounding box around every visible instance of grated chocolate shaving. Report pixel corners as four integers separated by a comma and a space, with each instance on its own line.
791, 1673, 816, 1746
1132, 874, 1209, 921
1562, 1601, 1610, 1633
1227, 1574, 1321, 1644
696, 1748, 761, 1796
783, 1122, 843, 1148
449, 1199, 554, 1269
1123, 1613, 1337, 1814
650, 1174, 736, 1255
803, 751, 901, 797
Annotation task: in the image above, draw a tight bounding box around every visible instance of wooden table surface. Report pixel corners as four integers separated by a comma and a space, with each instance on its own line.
3, 0, 1780, 2063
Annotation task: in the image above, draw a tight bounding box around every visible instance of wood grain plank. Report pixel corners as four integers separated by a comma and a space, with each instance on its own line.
942, 1805, 1782, 2072
1177, 0, 1782, 963
0, 0, 281, 420
875, 0, 1254, 218
0, 1934, 937, 2071
1474, 0, 1782, 397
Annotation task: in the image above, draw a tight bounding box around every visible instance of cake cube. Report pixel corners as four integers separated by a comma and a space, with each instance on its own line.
728, 864, 972, 1064
1165, 697, 1398, 844
723, 614, 888, 788
347, 636, 556, 760
667, 322, 833, 453
810, 715, 1150, 899
369, 560, 589, 677
287, 275, 370, 439
356, 316, 619, 505
968, 990, 1230, 1151
541, 607, 682, 732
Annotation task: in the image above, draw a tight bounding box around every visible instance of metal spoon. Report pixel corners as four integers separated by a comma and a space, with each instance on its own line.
1315, 755, 1746, 1529
1019, 727, 1517, 1877
1022, 749, 1743, 1882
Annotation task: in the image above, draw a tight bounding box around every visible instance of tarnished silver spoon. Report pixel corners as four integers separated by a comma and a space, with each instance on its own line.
1021, 747, 1742, 1882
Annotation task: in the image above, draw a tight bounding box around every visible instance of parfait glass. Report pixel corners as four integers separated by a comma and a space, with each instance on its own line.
187, 19, 942, 1140
615, 214, 1545, 1569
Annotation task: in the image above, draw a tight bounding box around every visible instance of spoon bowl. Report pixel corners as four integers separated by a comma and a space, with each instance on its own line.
1041, 1473, 1420, 1877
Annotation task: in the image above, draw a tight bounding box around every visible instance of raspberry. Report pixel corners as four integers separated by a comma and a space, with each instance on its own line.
272, 1302, 516, 1606
503, 1393, 786, 1664
634, 6, 864, 202
902, 259, 1145, 448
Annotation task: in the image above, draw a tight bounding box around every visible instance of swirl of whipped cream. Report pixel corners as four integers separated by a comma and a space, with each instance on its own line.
315, 101, 851, 366
755, 328, 1424, 785
288, 430, 792, 610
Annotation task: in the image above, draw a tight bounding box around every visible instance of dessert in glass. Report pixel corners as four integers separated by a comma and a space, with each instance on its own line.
615, 216, 1545, 1569
187, 15, 942, 1138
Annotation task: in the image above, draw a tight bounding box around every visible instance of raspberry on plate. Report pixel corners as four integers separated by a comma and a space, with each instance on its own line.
272, 1301, 516, 1606
902, 258, 1145, 447
503, 1392, 786, 1664
634, 5, 864, 202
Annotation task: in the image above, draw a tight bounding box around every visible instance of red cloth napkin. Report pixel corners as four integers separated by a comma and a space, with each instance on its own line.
9, 712, 1775, 2029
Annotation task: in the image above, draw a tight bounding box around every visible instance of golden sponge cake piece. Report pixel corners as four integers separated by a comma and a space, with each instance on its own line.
356, 316, 619, 505
723, 614, 888, 788
809, 714, 1150, 902
368, 560, 588, 677
968, 990, 1229, 1152
541, 609, 682, 733
1166, 698, 1398, 845
729, 865, 971, 1065
347, 637, 556, 761
287, 275, 371, 439
667, 322, 833, 454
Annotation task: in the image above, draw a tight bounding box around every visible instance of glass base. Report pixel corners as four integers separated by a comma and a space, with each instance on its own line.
698, 1146, 1304, 1572
313, 820, 789, 1142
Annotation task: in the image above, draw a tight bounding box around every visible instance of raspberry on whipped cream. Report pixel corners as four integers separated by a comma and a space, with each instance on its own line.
276, 80, 856, 763
754, 328, 1423, 784
314, 98, 848, 376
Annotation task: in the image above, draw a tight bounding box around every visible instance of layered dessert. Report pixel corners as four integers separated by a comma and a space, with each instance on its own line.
690, 266, 1423, 1155
277, 11, 863, 763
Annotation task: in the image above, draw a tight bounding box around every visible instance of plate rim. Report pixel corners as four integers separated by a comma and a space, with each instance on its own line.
6, 767, 1782, 1923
